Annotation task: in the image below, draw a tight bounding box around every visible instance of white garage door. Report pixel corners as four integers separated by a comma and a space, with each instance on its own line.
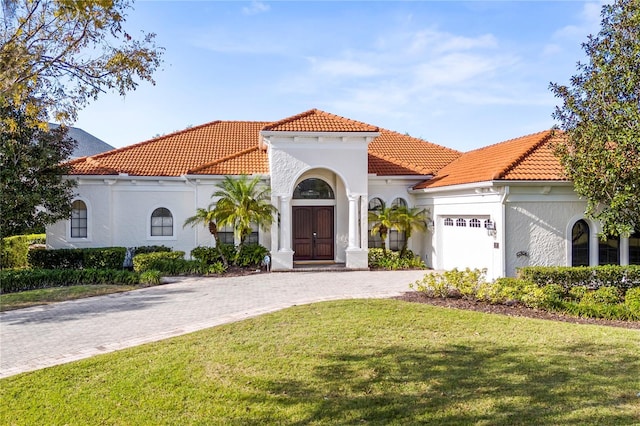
439, 216, 495, 272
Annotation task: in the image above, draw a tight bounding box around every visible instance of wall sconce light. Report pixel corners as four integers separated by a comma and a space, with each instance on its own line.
427, 219, 435, 232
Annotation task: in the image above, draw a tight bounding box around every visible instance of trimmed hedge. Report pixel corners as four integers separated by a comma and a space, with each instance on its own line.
0, 268, 140, 294
191, 243, 268, 268
28, 247, 127, 270
518, 265, 640, 291
368, 248, 426, 270
0, 234, 46, 269
133, 251, 186, 273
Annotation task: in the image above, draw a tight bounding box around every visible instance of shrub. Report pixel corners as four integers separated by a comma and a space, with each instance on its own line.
28, 247, 127, 270
208, 261, 227, 275
1, 234, 45, 269
236, 244, 269, 267
28, 248, 84, 269
191, 246, 221, 264
140, 270, 162, 286
582, 286, 622, 305
83, 247, 127, 269
624, 288, 640, 319
518, 265, 640, 291
0, 268, 140, 294
411, 271, 450, 298
133, 251, 185, 273
368, 248, 426, 270
411, 268, 485, 298
476, 277, 532, 304
133, 245, 172, 255
568, 285, 588, 301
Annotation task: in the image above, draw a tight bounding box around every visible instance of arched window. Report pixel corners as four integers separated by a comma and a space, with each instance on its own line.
456, 218, 467, 227
293, 178, 334, 199
151, 208, 173, 236
70, 200, 87, 238
571, 220, 590, 266
391, 198, 407, 208
444, 218, 454, 227
389, 198, 407, 251
368, 197, 384, 248
470, 218, 481, 228
630, 231, 640, 265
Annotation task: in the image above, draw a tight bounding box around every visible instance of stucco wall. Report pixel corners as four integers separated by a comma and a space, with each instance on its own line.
505, 188, 586, 276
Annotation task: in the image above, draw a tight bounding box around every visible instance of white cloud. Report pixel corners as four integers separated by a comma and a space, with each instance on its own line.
242, 1, 270, 16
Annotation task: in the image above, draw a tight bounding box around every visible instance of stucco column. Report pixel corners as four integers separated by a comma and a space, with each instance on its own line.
360, 195, 368, 250
620, 235, 630, 266
589, 229, 599, 266
280, 195, 292, 251
271, 195, 279, 251
348, 195, 359, 249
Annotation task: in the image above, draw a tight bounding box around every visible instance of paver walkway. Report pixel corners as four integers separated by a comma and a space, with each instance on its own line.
0, 270, 426, 378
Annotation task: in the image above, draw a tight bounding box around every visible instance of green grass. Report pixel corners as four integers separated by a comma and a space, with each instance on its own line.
1, 299, 639, 425
0, 285, 138, 311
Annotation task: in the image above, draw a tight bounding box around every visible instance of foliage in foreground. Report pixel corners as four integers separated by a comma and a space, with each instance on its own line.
0, 105, 76, 238
0, 233, 45, 269
0, 300, 638, 425
550, 0, 640, 236
191, 243, 268, 268
368, 248, 426, 270
411, 268, 640, 321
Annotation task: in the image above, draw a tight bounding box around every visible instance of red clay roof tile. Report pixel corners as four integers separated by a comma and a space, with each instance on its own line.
369, 129, 461, 176
414, 130, 568, 189
68, 110, 563, 183
262, 109, 379, 132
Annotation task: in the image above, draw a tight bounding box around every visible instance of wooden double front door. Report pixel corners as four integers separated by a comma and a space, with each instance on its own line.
292, 206, 334, 261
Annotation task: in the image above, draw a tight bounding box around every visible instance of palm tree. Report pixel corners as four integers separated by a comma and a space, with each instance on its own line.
393, 205, 429, 256
183, 203, 228, 266
368, 200, 396, 254
212, 175, 277, 247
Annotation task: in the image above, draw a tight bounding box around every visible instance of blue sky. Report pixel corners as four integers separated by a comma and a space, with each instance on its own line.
74, 1, 605, 152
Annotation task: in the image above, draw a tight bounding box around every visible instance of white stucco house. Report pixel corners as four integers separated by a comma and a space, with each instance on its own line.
47, 109, 639, 279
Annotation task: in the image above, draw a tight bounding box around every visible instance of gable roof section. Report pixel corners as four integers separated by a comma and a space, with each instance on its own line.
68, 121, 270, 176
262, 109, 379, 132
414, 130, 568, 189
368, 129, 461, 176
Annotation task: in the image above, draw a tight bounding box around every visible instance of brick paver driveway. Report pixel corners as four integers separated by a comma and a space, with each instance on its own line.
0, 270, 426, 378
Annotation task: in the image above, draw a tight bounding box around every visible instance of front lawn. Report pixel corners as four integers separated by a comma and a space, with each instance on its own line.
1, 299, 638, 425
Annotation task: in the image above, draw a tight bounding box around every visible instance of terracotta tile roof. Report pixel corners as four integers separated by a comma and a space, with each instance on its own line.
368, 129, 462, 176
414, 130, 568, 189
188, 146, 269, 175
262, 109, 379, 132
68, 110, 565, 183
68, 121, 270, 176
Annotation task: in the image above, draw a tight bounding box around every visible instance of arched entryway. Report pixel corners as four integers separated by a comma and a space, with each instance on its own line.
292, 178, 335, 261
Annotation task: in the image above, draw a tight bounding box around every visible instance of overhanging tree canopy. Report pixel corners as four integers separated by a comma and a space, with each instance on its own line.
550, 0, 640, 237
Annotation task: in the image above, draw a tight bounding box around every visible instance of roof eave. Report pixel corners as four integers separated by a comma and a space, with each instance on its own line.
410, 179, 571, 194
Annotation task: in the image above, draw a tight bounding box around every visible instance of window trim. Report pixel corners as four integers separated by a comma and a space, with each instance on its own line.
68, 198, 91, 241
147, 206, 176, 241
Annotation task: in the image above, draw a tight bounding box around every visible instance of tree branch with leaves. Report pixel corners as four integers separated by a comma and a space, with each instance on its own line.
550, 0, 640, 237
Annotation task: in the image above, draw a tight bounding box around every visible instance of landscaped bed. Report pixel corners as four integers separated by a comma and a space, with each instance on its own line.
1, 299, 638, 425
